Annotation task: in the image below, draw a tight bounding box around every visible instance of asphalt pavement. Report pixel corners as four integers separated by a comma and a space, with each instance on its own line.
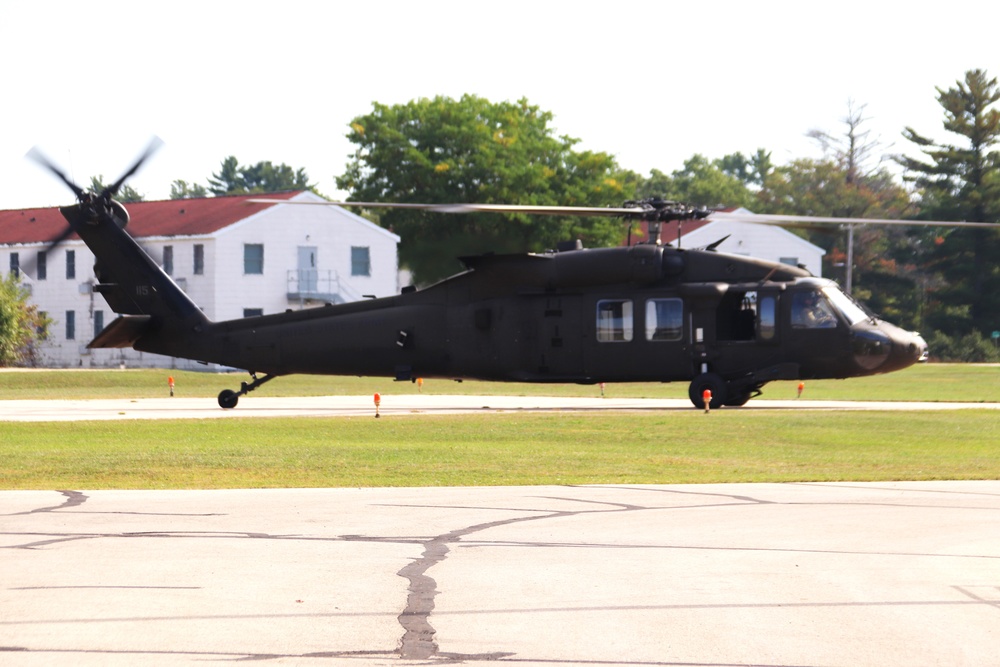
3, 482, 1000, 665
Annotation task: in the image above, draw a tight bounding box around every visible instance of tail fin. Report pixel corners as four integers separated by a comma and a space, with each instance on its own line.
60, 204, 211, 357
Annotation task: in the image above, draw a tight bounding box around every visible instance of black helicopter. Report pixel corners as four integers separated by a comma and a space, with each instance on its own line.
27, 143, 991, 409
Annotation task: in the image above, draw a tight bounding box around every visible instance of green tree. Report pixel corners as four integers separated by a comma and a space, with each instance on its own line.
169, 179, 209, 199
717, 148, 774, 188
88, 176, 144, 203
898, 69, 1000, 336
207, 156, 314, 196
337, 95, 630, 284
0, 273, 49, 366
632, 155, 756, 207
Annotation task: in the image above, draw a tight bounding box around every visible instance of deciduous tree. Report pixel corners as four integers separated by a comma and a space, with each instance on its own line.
0, 273, 49, 366
337, 95, 629, 284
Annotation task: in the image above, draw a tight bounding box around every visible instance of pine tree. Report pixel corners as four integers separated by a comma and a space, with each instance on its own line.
899, 69, 1000, 336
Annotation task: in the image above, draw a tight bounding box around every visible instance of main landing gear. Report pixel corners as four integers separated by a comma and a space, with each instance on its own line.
687, 372, 761, 409
218, 372, 276, 409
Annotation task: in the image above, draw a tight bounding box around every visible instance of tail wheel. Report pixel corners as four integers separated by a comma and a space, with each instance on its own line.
688, 373, 727, 410
218, 390, 239, 409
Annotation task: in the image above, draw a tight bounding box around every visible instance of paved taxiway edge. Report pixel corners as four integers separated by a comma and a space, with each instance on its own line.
0, 394, 998, 421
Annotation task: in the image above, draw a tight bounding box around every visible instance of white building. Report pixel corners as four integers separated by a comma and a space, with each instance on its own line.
639, 207, 826, 276
0, 191, 400, 369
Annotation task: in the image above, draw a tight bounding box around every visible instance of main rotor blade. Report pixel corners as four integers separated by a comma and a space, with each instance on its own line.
25, 146, 86, 200
247, 199, 642, 217
101, 136, 164, 200
709, 211, 997, 228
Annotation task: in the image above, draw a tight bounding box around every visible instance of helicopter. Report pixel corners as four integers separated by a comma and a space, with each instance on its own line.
25, 142, 995, 409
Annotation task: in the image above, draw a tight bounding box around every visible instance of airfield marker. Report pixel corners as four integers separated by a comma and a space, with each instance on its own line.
702, 388, 712, 413
374, 392, 381, 418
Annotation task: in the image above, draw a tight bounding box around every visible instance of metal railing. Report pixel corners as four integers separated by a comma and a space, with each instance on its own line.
286, 270, 363, 304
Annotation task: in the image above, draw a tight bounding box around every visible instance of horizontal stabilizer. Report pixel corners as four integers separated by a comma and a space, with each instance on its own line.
88, 315, 153, 349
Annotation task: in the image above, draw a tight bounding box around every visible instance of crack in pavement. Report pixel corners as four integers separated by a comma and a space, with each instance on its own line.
392, 496, 666, 660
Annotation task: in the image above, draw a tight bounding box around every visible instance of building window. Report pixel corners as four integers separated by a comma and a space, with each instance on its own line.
37, 251, 46, 280
243, 308, 264, 318
193, 244, 204, 275
94, 310, 104, 339
645, 298, 683, 341
596, 299, 634, 342
351, 246, 371, 276
779, 257, 799, 267
65, 310, 75, 340
244, 244, 264, 274
37, 311, 48, 337
163, 245, 174, 276
66, 250, 76, 279
9, 252, 19, 278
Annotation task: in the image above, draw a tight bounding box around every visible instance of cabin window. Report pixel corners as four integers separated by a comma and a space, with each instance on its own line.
9, 252, 19, 278
193, 244, 204, 275
351, 246, 371, 276
66, 250, 75, 279
37, 252, 47, 280
758, 295, 777, 340
791, 290, 837, 329
596, 299, 633, 342
65, 310, 75, 340
244, 244, 264, 274
162, 245, 174, 276
645, 298, 683, 341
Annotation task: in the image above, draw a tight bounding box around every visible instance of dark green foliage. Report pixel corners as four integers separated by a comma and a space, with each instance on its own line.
898, 69, 1000, 337
0, 274, 50, 366
337, 95, 630, 284
206, 156, 314, 196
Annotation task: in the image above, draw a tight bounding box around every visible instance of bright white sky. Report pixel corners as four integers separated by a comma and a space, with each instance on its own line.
2, 0, 997, 210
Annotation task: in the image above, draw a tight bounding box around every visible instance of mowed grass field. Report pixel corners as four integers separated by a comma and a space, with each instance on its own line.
1, 365, 997, 490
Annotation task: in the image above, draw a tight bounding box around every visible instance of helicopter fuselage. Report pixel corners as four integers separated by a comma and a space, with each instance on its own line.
65, 203, 927, 409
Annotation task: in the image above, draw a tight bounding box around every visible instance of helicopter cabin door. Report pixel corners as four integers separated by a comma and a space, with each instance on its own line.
520, 294, 583, 380
583, 295, 688, 382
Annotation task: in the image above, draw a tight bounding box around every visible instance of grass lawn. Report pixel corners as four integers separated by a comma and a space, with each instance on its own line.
2, 410, 997, 490
1, 364, 996, 490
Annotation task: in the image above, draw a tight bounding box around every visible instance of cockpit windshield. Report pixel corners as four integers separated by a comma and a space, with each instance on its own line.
822, 286, 869, 326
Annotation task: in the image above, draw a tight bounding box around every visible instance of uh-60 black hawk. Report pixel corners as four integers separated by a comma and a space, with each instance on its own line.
28, 143, 991, 409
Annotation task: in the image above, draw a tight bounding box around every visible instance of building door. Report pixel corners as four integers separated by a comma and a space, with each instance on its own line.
297, 246, 317, 294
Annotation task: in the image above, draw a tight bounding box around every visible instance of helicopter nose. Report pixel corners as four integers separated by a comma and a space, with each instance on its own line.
852, 325, 927, 373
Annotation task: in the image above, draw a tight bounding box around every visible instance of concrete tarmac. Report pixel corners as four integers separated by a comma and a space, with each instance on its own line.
3, 482, 1000, 666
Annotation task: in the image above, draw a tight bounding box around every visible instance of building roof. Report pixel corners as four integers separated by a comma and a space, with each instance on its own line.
0, 191, 303, 245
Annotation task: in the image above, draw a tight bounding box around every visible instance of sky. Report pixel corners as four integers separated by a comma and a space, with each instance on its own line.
2, 0, 998, 211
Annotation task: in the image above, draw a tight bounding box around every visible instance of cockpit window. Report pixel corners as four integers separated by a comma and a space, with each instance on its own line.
791, 290, 838, 329
822, 286, 869, 326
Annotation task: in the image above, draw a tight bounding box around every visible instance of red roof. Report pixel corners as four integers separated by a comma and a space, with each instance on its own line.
627, 218, 715, 245
0, 191, 303, 245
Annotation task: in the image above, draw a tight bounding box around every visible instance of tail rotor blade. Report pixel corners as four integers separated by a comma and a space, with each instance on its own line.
101, 136, 163, 201
25, 146, 86, 200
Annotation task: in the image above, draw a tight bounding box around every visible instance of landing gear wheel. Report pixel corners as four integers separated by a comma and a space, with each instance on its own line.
688, 373, 727, 410
218, 389, 239, 409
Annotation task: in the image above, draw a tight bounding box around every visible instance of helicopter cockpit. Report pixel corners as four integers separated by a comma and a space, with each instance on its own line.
789, 278, 927, 373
